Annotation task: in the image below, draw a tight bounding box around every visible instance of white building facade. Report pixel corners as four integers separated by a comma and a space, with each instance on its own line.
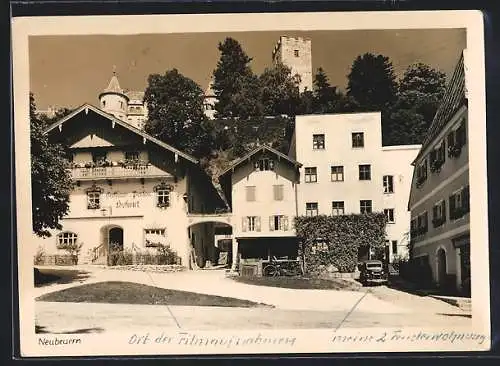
289, 112, 421, 262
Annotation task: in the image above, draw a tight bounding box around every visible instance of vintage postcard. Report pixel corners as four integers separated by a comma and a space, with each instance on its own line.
12, 11, 490, 357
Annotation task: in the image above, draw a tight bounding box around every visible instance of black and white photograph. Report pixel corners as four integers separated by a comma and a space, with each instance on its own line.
12, 11, 490, 356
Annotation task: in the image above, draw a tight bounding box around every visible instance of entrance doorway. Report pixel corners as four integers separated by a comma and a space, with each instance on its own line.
109, 227, 124, 251
437, 248, 447, 287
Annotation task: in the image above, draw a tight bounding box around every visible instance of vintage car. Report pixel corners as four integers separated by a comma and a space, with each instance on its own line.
359, 260, 388, 286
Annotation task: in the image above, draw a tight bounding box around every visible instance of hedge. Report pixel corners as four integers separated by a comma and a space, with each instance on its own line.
294, 213, 387, 274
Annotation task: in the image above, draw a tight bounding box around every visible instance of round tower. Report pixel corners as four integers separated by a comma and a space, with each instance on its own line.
98, 70, 129, 121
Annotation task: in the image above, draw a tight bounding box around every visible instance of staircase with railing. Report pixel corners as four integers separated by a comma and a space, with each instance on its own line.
92, 243, 107, 265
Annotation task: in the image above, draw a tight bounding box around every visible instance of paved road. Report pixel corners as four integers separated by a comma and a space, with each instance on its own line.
35, 301, 472, 334
33, 265, 471, 333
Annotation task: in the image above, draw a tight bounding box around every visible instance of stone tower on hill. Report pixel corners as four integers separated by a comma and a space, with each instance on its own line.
272, 36, 313, 93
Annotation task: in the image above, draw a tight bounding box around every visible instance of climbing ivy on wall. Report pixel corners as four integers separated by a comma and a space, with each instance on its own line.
294, 213, 387, 274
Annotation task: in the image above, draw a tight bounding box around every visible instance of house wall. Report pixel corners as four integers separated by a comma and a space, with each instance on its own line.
32, 177, 192, 267
381, 146, 421, 261
293, 113, 418, 262
409, 107, 469, 289
230, 153, 298, 239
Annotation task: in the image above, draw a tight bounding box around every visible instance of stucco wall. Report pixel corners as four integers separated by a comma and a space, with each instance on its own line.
230, 154, 298, 238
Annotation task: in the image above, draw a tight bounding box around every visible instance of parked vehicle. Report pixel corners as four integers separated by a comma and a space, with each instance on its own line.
359, 260, 388, 286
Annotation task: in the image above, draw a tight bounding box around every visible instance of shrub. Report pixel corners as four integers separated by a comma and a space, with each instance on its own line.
295, 213, 387, 274
34, 246, 45, 265
134, 244, 180, 265
59, 241, 83, 265
108, 243, 133, 266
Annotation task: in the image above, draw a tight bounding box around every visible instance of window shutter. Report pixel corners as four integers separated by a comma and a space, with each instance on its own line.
432, 205, 438, 220
449, 195, 456, 220
269, 216, 274, 231
284, 216, 289, 231
256, 216, 261, 232
463, 186, 470, 213
447, 132, 454, 148
242, 217, 248, 232
430, 150, 436, 163
442, 200, 446, 221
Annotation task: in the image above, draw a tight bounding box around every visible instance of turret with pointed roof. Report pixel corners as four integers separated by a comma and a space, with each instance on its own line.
98, 69, 129, 121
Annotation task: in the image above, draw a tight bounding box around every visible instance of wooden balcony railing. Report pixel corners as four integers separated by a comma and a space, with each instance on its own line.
70, 165, 168, 180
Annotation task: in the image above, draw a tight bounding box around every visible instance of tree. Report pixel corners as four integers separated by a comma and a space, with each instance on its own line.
347, 53, 397, 112
212, 37, 263, 119
259, 62, 300, 116
143, 69, 214, 157
386, 63, 446, 145
312, 67, 340, 113
38, 107, 74, 128
30, 93, 73, 237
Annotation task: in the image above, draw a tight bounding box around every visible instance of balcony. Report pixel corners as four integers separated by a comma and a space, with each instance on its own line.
70, 164, 170, 180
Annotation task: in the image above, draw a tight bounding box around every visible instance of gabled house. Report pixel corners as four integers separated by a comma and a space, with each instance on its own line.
408, 51, 470, 295
34, 100, 226, 268
218, 145, 302, 271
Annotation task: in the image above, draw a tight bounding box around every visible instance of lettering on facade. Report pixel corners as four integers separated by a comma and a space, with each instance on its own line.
116, 200, 140, 209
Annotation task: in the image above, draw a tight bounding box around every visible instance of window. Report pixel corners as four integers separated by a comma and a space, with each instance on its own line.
313, 134, 325, 149
246, 186, 256, 202
416, 212, 429, 236
352, 132, 364, 148
416, 159, 428, 187
332, 201, 345, 216
102, 100, 106, 108
447, 119, 467, 158
430, 141, 446, 173
87, 191, 100, 210
311, 239, 329, 255
119, 101, 124, 109
360, 200, 372, 214
57, 232, 78, 249
391, 240, 398, 255
449, 186, 470, 220
154, 182, 173, 208
432, 200, 447, 227
359, 165, 371, 180
294, 49, 299, 57
242, 216, 260, 232
331, 166, 344, 182
383, 175, 394, 193
269, 215, 289, 231
92, 150, 107, 164
305, 167, 317, 183
273, 185, 284, 201
306, 202, 319, 217
125, 151, 140, 161
144, 228, 166, 247
384, 208, 395, 223
254, 158, 275, 171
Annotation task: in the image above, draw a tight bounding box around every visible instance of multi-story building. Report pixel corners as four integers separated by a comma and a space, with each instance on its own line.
218, 145, 302, 271
289, 112, 421, 262
32, 74, 226, 268
272, 36, 313, 93
408, 52, 470, 294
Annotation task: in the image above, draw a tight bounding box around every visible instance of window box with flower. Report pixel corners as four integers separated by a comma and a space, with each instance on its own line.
430, 158, 445, 173
448, 144, 462, 158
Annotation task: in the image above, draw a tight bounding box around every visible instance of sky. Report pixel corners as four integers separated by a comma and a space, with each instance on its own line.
29, 28, 466, 110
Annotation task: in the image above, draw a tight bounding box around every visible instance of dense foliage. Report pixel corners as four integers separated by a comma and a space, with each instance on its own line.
143, 69, 215, 158
294, 213, 387, 274
30, 93, 73, 237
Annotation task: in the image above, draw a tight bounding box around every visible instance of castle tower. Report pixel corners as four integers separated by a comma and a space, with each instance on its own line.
203, 79, 217, 120
98, 69, 129, 121
272, 36, 313, 93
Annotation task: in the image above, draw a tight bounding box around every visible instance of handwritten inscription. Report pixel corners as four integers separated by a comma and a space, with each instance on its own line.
332, 330, 487, 345
128, 332, 296, 348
